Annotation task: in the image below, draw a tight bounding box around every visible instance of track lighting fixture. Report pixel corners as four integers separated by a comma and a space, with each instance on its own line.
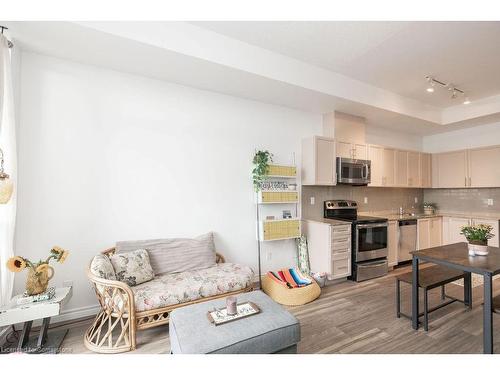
425, 76, 470, 104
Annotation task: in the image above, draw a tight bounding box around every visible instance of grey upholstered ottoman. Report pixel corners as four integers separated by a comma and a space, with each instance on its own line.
169, 290, 300, 354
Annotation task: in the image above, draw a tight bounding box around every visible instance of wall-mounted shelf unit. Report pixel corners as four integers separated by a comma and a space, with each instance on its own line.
255, 163, 300, 287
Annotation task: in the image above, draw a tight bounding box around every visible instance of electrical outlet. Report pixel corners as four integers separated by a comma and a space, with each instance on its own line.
415, 197, 418, 203
63, 280, 73, 288
310, 196, 315, 205
364, 197, 368, 204
487, 198, 494, 206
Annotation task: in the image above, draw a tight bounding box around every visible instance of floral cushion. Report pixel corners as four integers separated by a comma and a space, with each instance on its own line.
110, 249, 155, 286
90, 254, 117, 280
131, 263, 254, 312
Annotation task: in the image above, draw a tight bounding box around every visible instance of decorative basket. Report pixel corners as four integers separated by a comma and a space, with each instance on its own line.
261, 274, 321, 306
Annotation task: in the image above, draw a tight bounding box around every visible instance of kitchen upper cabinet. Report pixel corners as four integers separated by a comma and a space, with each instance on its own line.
382, 148, 396, 186
395, 150, 408, 187
301, 136, 336, 185
368, 144, 384, 187
420, 153, 432, 188
336, 141, 367, 160
387, 220, 399, 267
434, 150, 468, 188
407, 151, 420, 187
336, 140, 353, 159
468, 146, 500, 188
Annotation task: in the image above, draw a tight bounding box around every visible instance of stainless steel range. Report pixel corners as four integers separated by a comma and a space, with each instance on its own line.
324, 200, 388, 282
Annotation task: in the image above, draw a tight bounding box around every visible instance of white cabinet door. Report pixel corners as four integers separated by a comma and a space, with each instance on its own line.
336, 140, 353, 158
429, 217, 442, 248
468, 146, 500, 188
395, 150, 408, 187
418, 219, 430, 250
408, 152, 420, 187
353, 143, 367, 160
473, 218, 499, 247
444, 217, 469, 244
368, 144, 384, 187
382, 148, 396, 186
387, 221, 399, 266
435, 150, 468, 188
301, 136, 336, 185
421, 153, 432, 188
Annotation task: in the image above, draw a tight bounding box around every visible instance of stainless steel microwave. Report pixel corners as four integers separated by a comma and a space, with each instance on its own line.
336, 157, 371, 185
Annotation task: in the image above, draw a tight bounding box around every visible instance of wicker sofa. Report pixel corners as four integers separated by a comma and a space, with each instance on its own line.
84, 239, 254, 353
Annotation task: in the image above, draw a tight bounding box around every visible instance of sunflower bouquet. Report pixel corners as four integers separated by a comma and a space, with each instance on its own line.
6, 246, 69, 296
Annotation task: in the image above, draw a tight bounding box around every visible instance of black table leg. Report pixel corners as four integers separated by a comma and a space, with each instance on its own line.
412, 256, 419, 330
36, 317, 51, 351
464, 272, 472, 309
483, 273, 493, 354
17, 321, 33, 351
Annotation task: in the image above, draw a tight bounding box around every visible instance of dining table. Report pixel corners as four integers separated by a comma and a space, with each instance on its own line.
410, 242, 500, 354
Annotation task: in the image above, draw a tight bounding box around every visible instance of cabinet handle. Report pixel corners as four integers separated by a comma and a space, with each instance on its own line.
465, 177, 467, 187
468, 177, 472, 187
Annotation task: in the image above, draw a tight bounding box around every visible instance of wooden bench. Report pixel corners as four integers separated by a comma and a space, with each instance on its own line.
396, 265, 471, 331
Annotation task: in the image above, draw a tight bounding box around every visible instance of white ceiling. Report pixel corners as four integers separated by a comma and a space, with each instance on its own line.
191, 21, 500, 108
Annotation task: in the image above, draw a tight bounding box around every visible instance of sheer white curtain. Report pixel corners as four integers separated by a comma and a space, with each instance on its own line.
0, 34, 17, 307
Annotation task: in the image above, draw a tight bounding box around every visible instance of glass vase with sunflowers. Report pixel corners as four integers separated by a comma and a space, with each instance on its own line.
6, 247, 69, 296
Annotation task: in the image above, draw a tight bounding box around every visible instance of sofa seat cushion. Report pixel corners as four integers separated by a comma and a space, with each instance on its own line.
131, 263, 254, 312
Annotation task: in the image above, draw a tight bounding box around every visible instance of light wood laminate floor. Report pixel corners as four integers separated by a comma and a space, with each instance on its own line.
53, 265, 500, 354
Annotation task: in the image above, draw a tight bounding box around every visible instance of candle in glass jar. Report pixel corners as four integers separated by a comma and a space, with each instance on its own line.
226, 296, 237, 315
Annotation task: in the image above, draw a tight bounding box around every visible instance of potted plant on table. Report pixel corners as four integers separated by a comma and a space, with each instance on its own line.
6, 246, 69, 295
460, 224, 494, 256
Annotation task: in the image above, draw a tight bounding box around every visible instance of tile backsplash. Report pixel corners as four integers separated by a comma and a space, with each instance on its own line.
302, 185, 424, 220
423, 188, 500, 214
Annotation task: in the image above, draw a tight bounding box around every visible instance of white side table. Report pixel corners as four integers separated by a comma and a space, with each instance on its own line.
0, 286, 72, 353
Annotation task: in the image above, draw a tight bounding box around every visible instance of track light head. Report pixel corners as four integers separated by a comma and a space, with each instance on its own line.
426, 77, 435, 93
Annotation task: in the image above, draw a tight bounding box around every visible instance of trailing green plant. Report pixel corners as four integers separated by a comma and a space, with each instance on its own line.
460, 224, 494, 245
252, 150, 273, 191
423, 202, 437, 208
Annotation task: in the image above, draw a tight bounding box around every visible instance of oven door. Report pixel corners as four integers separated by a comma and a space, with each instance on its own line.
337, 158, 371, 185
354, 222, 388, 262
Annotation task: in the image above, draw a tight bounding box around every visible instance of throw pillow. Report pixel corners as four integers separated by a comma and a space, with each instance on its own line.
90, 254, 117, 280
115, 232, 217, 275
110, 249, 155, 286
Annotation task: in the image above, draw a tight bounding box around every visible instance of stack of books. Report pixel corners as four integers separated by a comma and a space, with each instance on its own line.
16, 287, 56, 305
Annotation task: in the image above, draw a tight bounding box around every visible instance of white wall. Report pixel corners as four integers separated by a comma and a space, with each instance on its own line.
14, 52, 322, 316
366, 124, 423, 151
423, 121, 500, 153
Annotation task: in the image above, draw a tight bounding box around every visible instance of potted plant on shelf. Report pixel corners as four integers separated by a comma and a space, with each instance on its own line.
423, 202, 437, 215
252, 150, 273, 192
460, 224, 494, 256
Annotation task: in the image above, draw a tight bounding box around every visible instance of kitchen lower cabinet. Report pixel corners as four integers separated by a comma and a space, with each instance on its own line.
302, 220, 352, 280
442, 216, 499, 246
442, 216, 469, 245
387, 220, 399, 267
418, 217, 442, 250
473, 218, 499, 247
